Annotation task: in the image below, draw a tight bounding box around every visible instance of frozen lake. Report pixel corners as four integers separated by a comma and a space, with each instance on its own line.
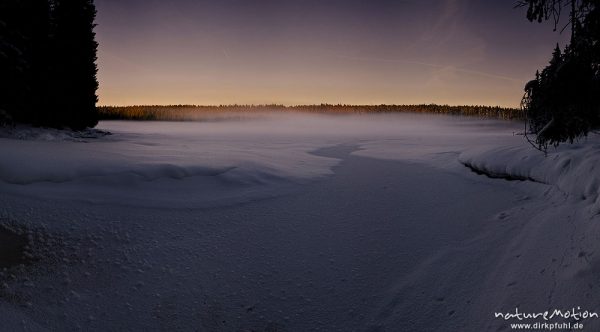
3, 114, 591, 331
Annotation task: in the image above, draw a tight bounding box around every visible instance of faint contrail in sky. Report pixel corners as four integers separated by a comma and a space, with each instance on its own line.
222, 49, 230, 60
334, 54, 523, 83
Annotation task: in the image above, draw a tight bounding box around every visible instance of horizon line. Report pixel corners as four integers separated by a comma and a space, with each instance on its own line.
98, 103, 521, 109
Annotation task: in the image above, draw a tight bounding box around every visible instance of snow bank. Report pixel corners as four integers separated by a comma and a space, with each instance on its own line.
0, 120, 343, 208
0, 125, 110, 142
459, 135, 600, 213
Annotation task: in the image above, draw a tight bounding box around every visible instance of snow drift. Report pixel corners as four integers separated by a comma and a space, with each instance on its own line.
459, 136, 600, 213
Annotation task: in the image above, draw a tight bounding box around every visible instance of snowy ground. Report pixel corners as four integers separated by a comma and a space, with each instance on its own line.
1, 113, 599, 331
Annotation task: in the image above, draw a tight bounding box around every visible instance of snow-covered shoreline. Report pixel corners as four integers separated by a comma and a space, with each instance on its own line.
1, 115, 599, 331
0, 125, 111, 142
459, 136, 600, 214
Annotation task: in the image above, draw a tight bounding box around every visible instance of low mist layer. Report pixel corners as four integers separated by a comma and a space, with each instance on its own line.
98, 104, 523, 122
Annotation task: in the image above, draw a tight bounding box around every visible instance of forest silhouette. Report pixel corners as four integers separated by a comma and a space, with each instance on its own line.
0, 0, 98, 129
519, 0, 600, 151
98, 104, 523, 122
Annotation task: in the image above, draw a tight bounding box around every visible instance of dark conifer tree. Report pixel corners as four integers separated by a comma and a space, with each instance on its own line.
24, 0, 53, 125
49, 0, 99, 129
0, 0, 31, 124
519, 0, 600, 151
1, 0, 99, 129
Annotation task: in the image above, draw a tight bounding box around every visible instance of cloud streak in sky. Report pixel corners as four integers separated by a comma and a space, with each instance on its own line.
333, 54, 522, 83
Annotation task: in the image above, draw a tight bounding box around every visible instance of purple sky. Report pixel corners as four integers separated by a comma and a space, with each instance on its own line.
95, 0, 570, 107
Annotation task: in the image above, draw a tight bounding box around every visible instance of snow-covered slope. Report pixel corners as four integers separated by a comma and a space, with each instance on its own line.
459, 136, 600, 214
1, 114, 599, 331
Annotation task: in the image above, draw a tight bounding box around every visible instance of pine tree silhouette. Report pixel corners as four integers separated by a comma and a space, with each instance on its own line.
0, 0, 30, 124
0, 0, 99, 129
519, 0, 600, 151
49, 0, 99, 129
26, 0, 52, 125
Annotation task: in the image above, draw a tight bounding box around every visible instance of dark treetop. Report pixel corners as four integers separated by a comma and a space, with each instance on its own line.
0, 0, 99, 130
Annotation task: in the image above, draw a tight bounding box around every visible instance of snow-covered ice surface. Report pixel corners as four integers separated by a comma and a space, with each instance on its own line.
1, 113, 600, 331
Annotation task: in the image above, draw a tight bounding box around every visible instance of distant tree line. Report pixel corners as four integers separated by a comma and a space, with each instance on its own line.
98, 104, 523, 122
0, 0, 99, 129
518, 0, 599, 151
